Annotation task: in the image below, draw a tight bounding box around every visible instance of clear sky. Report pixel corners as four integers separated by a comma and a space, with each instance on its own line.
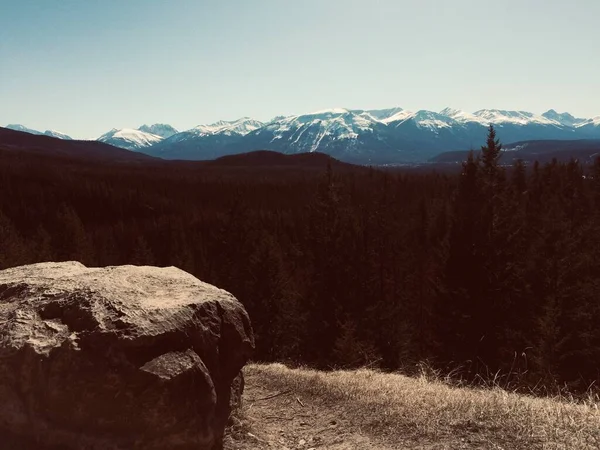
1, 0, 599, 139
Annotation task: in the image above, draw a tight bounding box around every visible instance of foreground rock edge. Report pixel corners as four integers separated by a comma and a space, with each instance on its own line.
0, 261, 255, 450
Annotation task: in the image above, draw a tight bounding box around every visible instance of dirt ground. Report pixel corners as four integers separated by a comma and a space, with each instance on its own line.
224, 370, 396, 449
223, 366, 485, 450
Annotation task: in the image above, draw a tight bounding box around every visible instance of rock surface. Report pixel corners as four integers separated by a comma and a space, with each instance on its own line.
0, 262, 254, 449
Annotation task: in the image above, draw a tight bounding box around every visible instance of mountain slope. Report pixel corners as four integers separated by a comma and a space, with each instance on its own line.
0, 127, 155, 162
236, 109, 401, 164
144, 118, 264, 160
6, 124, 73, 140
541, 109, 587, 127
137, 124, 179, 139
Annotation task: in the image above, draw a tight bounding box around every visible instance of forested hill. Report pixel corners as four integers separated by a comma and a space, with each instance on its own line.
0, 126, 156, 162
206, 150, 358, 169
0, 126, 360, 172
2, 127, 600, 394
432, 138, 600, 164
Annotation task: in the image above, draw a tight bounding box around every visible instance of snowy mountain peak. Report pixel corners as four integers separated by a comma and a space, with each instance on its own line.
472, 109, 559, 126
411, 110, 455, 129
439, 108, 485, 124
380, 110, 416, 124
97, 128, 163, 150
439, 107, 462, 117
307, 108, 350, 116
542, 110, 585, 127
258, 108, 386, 153
44, 130, 73, 140
190, 117, 264, 136
414, 110, 447, 120
138, 124, 178, 139
275, 108, 381, 127
365, 107, 404, 121
6, 124, 37, 134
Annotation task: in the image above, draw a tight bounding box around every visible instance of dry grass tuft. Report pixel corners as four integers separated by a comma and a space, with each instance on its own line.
241, 363, 600, 449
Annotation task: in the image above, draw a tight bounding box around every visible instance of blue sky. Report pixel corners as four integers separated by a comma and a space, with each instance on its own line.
1, 0, 599, 138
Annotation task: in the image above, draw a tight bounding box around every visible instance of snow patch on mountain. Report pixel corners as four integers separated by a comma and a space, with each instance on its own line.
266, 110, 380, 144
98, 128, 163, 150
472, 110, 560, 126
380, 110, 416, 124
412, 110, 455, 130
44, 130, 72, 140
439, 108, 487, 125
254, 109, 388, 155
576, 116, 600, 128
384, 110, 456, 131
189, 118, 264, 136
365, 107, 405, 121
6, 124, 39, 134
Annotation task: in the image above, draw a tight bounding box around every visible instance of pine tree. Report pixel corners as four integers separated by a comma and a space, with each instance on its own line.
440, 126, 516, 375
481, 125, 503, 176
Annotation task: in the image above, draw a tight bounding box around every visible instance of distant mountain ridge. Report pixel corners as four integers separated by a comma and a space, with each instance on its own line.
141, 108, 600, 163
6, 107, 600, 163
6, 124, 73, 140
0, 126, 154, 162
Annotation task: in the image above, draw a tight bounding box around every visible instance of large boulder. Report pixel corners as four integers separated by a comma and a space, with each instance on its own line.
0, 262, 254, 449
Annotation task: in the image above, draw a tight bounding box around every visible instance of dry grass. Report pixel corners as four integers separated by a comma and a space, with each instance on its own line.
228, 363, 600, 449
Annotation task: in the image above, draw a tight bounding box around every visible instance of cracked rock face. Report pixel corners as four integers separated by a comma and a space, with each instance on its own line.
0, 262, 254, 450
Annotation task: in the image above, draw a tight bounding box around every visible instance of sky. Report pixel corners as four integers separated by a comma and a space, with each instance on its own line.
1, 0, 599, 139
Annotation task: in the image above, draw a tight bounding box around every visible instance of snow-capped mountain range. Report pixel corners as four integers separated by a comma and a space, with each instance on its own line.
6, 107, 600, 163
5, 124, 73, 140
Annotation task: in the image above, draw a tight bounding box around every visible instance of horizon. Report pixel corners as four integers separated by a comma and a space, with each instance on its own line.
2, 0, 599, 139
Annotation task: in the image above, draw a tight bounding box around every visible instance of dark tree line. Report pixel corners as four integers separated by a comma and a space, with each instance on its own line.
1, 126, 600, 393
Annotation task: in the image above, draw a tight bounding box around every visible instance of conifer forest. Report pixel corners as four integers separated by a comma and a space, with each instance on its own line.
2, 126, 600, 394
